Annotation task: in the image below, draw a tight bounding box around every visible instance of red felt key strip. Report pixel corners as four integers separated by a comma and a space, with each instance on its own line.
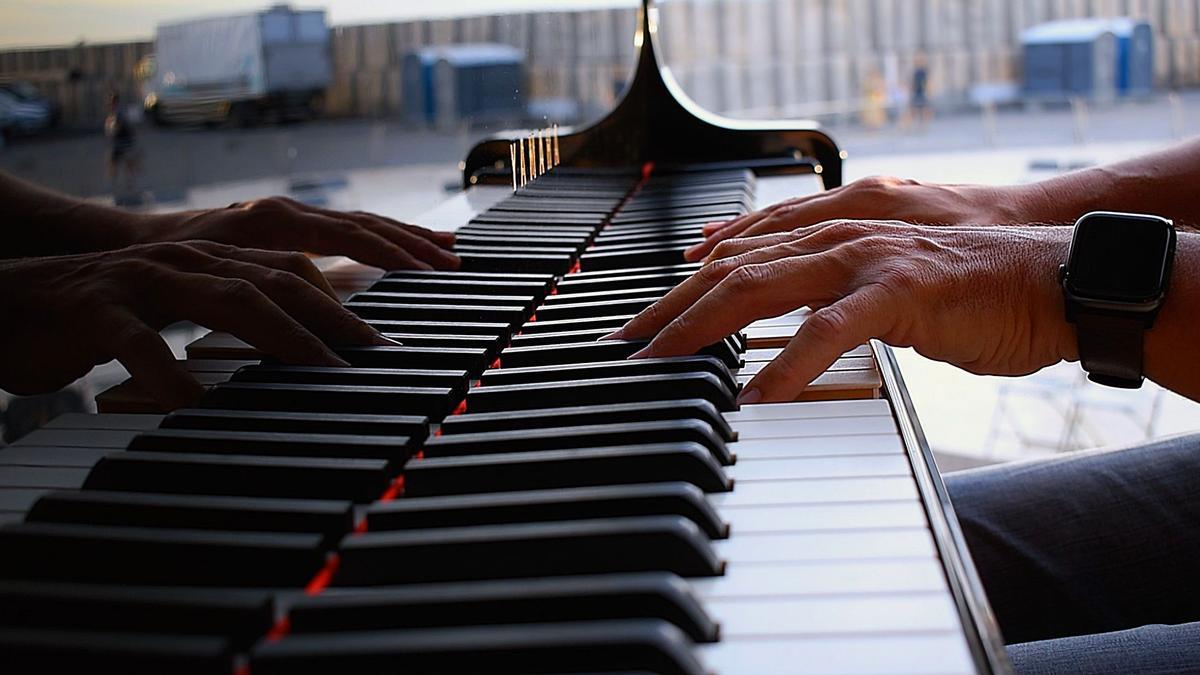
237, 165, 658, 674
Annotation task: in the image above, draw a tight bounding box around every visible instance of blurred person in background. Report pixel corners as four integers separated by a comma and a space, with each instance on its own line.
904, 50, 933, 132
0, 169, 458, 411
104, 91, 141, 206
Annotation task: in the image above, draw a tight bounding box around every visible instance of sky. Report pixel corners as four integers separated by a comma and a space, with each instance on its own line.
0, 0, 638, 49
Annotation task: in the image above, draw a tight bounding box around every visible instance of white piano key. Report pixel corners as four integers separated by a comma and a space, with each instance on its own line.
712, 476, 920, 505
732, 415, 897, 439
724, 399, 891, 422
743, 346, 873, 362
727, 454, 912, 481
691, 559, 951, 598
730, 434, 904, 459
738, 356, 876, 377
699, 633, 975, 675
746, 307, 811, 327
719, 500, 930, 533
705, 592, 963, 636
713, 527, 936, 563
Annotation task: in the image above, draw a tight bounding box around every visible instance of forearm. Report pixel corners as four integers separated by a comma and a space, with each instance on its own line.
1015, 137, 1200, 229
1145, 233, 1200, 400
0, 171, 146, 258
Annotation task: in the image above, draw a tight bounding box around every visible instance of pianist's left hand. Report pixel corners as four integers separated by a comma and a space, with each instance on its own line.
614, 220, 1080, 403
139, 197, 460, 271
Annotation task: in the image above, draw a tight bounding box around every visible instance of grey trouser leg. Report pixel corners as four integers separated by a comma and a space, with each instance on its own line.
945, 435, 1200, 671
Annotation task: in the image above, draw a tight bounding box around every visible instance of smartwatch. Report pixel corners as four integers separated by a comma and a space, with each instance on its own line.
1059, 211, 1176, 388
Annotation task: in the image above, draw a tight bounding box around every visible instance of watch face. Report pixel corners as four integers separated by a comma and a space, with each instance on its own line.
1067, 213, 1174, 302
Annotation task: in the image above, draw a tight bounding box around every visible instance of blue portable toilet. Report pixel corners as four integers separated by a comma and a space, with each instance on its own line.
1109, 18, 1154, 97
1020, 19, 1119, 103
402, 44, 524, 128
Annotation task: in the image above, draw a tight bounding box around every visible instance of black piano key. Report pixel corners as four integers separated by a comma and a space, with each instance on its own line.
162, 408, 430, 439
368, 277, 549, 296
334, 515, 722, 585
287, 572, 718, 642
580, 244, 690, 272
0, 522, 326, 586
204, 382, 457, 418
334, 346, 491, 373
517, 313, 635, 334
0, 628, 232, 675
28, 490, 354, 547
508, 326, 621, 346
455, 228, 593, 240
499, 338, 741, 371
611, 208, 743, 226
554, 271, 694, 294
619, 194, 751, 213
346, 301, 528, 325
383, 269, 555, 283
423, 419, 732, 465
566, 262, 701, 280
439, 398, 735, 442
377, 333, 506, 357
361, 319, 511, 336
544, 285, 674, 305
456, 232, 589, 244
466, 373, 737, 413
595, 223, 705, 240
590, 235, 703, 252
84, 451, 390, 502
481, 355, 737, 393
456, 251, 575, 275
350, 291, 538, 307
252, 620, 704, 675
506, 326, 628, 345
530, 296, 660, 322
404, 443, 731, 496
454, 245, 583, 258
0, 581, 274, 647
472, 212, 606, 225
232, 364, 470, 395
127, 429, 419, 466
368, 483, 727, 539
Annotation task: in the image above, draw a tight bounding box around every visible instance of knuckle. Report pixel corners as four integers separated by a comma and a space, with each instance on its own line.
723, 263, 768, 292
710, 239, 740, 259
804, 305, 851, 343
218, 277, 260, 301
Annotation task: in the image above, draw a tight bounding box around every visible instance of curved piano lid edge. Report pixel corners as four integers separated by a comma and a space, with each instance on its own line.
462, 0, 844, 189
871, 340, 1014, 675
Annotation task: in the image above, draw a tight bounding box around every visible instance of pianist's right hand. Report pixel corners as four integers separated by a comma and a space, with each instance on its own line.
685, 175, 1044, 261
0, 240, 394, 410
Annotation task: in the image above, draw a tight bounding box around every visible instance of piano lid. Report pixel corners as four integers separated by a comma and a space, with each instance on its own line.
463, 0, 843, 189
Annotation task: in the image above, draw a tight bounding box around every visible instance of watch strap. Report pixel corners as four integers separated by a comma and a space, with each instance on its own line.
1075, 311, 1146, 388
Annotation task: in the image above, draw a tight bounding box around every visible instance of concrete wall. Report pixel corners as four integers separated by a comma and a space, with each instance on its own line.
2, 0, 1198, 129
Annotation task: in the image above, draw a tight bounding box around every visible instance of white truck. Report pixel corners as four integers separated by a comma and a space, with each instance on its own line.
140, 5, 331, 126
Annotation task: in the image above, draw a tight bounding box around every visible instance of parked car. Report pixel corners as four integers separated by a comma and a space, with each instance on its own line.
0, 81, 56, 137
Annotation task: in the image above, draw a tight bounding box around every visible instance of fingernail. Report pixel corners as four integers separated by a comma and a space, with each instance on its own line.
736, 387, 762, 406
683, 244, 702, 261
628, 346, 653, 359
373, 334, 404, 346
599, 328, 626, 341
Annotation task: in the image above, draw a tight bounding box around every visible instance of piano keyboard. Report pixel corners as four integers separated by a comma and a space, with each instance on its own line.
0, 166, 1005, 674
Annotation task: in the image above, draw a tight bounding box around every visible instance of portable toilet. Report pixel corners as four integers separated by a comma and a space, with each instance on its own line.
402, 44, 524, 128
1020, 19, 1118, 103
1109, 18, 1154, 97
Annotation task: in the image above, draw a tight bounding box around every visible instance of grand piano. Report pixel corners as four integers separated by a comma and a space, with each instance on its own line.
0, 2, 1010, 673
